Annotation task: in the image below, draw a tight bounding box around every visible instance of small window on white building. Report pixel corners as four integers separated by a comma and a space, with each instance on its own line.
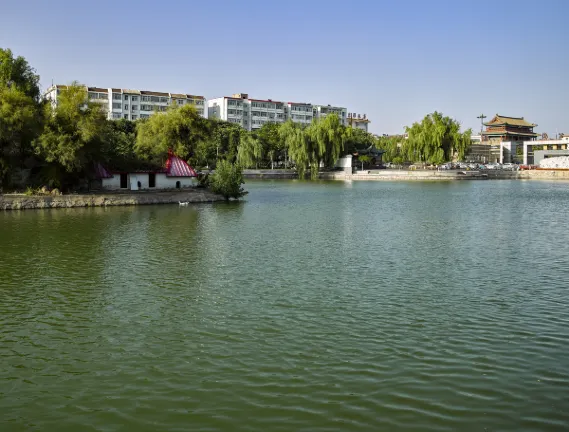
132, 115, 137, 120
123, 114, 129, 119
124, 105, 129, 110
124, 95, 129, 100
132, 105, 138, 111
132, 96, 138, 101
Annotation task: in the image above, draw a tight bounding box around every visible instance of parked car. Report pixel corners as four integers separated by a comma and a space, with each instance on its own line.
502, 163, 518, 171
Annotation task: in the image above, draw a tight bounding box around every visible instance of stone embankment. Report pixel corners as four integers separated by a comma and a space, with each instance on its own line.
0, 190, 224, 211
245, 169, 569, 181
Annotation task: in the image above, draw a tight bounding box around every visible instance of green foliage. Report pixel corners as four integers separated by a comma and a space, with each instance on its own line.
0, 86, 43, 185
357, 154, 372, 170
344, 127, 375, 154
34, 82, 110, 174
135, 104, 210, 164
307, 114, 344, 170
209, 159, 248, 200
0, 48, 40, 100
404, 112, 471, 164
237, 132, 262, 168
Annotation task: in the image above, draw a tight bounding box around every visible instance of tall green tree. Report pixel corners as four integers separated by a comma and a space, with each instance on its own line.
237, 132, 263, 168
34, 82, 110, 174
0, 87, 43, 187
306, 113, 344, 170
0, 48, 40, 101
404, 112, 471, 164
135, 104, 210, 163
279, 120, 309, 178
256, 122, 283, 169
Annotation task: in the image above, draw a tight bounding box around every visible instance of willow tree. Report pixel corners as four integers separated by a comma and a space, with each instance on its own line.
307, 113, 344, 170
278, 120, 308, 178
404, 112, 471, 164
135, 104, 210, 164
237, 132, 263, 168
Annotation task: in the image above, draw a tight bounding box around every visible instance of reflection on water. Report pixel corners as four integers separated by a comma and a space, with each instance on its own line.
1, 180, 569, 431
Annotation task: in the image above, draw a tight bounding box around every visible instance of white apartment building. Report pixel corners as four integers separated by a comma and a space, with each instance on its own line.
347, 113, 370, 132
208, 93, 348, 131
44, 85, 206, 120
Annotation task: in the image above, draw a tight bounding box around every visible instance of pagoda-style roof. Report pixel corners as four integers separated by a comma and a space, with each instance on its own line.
484, 114, 537, 128
481, 130, 539, 137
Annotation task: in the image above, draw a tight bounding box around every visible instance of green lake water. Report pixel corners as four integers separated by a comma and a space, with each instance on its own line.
1, 180, 569, 431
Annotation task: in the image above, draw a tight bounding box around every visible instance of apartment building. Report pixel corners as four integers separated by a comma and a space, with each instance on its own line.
44, 85, 206, 120
208, 93, 348, 131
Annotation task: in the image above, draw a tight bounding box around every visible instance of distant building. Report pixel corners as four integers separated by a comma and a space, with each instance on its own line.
469, 114, 540, 163
207, 92, 348, 131
347, 113, 370, 132
481, 114, 539, 142
44, 85, 205, 121
522, 139, 569, 165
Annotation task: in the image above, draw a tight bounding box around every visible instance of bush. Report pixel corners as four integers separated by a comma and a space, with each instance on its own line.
209, 160, 248, 200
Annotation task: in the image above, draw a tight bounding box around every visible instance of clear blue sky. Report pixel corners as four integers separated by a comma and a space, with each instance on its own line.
1, 0, 567, 135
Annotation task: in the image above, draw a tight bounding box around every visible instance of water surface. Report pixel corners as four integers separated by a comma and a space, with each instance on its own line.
1, 180, 569, 431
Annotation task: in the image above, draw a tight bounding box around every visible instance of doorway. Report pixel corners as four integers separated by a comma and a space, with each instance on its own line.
120, 173, 127, 189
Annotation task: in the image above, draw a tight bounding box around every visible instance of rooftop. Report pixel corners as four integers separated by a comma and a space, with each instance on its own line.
484, 114, 537, 128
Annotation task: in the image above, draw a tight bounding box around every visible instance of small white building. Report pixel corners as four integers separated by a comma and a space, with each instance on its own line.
97, 155, 198, 191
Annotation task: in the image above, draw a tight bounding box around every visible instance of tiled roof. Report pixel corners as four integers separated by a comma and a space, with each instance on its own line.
484, 114, 537, 127
88, 87, 108, 93
482, 131, 539, 137
165, 155, 197, 177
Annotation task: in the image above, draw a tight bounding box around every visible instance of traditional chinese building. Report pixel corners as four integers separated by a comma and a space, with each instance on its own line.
481, 114, 538, 143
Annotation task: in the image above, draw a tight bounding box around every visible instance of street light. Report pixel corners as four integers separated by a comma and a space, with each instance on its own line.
477, 114, 487, 133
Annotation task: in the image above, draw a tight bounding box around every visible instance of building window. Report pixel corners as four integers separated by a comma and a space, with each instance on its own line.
132, 96, 138, 101
132, 115, 138, 120
142, 96, 150, 102
113, 93, 122, 100
123, 114, 129, 119
149, 173, 156, 188
124, 104, 129, 110
159, 97, 169, 103
112, 103, 121, 109
177, 99, 184, 105
120, 173, 127, 189
132, 105, 138, 111
140, 114, 150, 119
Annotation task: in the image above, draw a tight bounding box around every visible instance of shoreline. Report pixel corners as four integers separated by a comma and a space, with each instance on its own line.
0, 189, 225, 211
243, 169, 569, 181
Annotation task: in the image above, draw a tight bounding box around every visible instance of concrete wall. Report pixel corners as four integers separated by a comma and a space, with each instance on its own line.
155, 174, 196, 189
102, 173, 196, 190
102, 175, 121, 190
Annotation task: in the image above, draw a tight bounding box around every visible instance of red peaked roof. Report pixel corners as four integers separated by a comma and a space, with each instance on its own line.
165, 155, 197, 177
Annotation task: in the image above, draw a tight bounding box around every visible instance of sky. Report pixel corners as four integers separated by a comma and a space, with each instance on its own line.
1, 0, 567, 135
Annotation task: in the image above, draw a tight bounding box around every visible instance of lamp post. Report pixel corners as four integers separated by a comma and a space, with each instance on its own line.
477, 114, 487, 133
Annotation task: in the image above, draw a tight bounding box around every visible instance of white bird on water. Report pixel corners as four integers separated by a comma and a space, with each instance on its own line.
179, 201, 189, 206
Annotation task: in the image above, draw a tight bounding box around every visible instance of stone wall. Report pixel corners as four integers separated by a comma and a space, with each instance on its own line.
0, 190, 224, 211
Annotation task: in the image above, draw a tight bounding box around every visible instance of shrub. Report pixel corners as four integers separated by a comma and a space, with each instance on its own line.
209, 160, 247, 200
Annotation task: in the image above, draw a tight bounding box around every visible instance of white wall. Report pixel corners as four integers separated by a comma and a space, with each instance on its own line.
155, 174, 196, 189
102, 175, 121, 190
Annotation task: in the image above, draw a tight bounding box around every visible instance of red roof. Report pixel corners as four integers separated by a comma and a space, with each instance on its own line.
165, 155, 197, 177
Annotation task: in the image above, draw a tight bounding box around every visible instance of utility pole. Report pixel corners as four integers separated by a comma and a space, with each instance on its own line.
477, 114, 487, 133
